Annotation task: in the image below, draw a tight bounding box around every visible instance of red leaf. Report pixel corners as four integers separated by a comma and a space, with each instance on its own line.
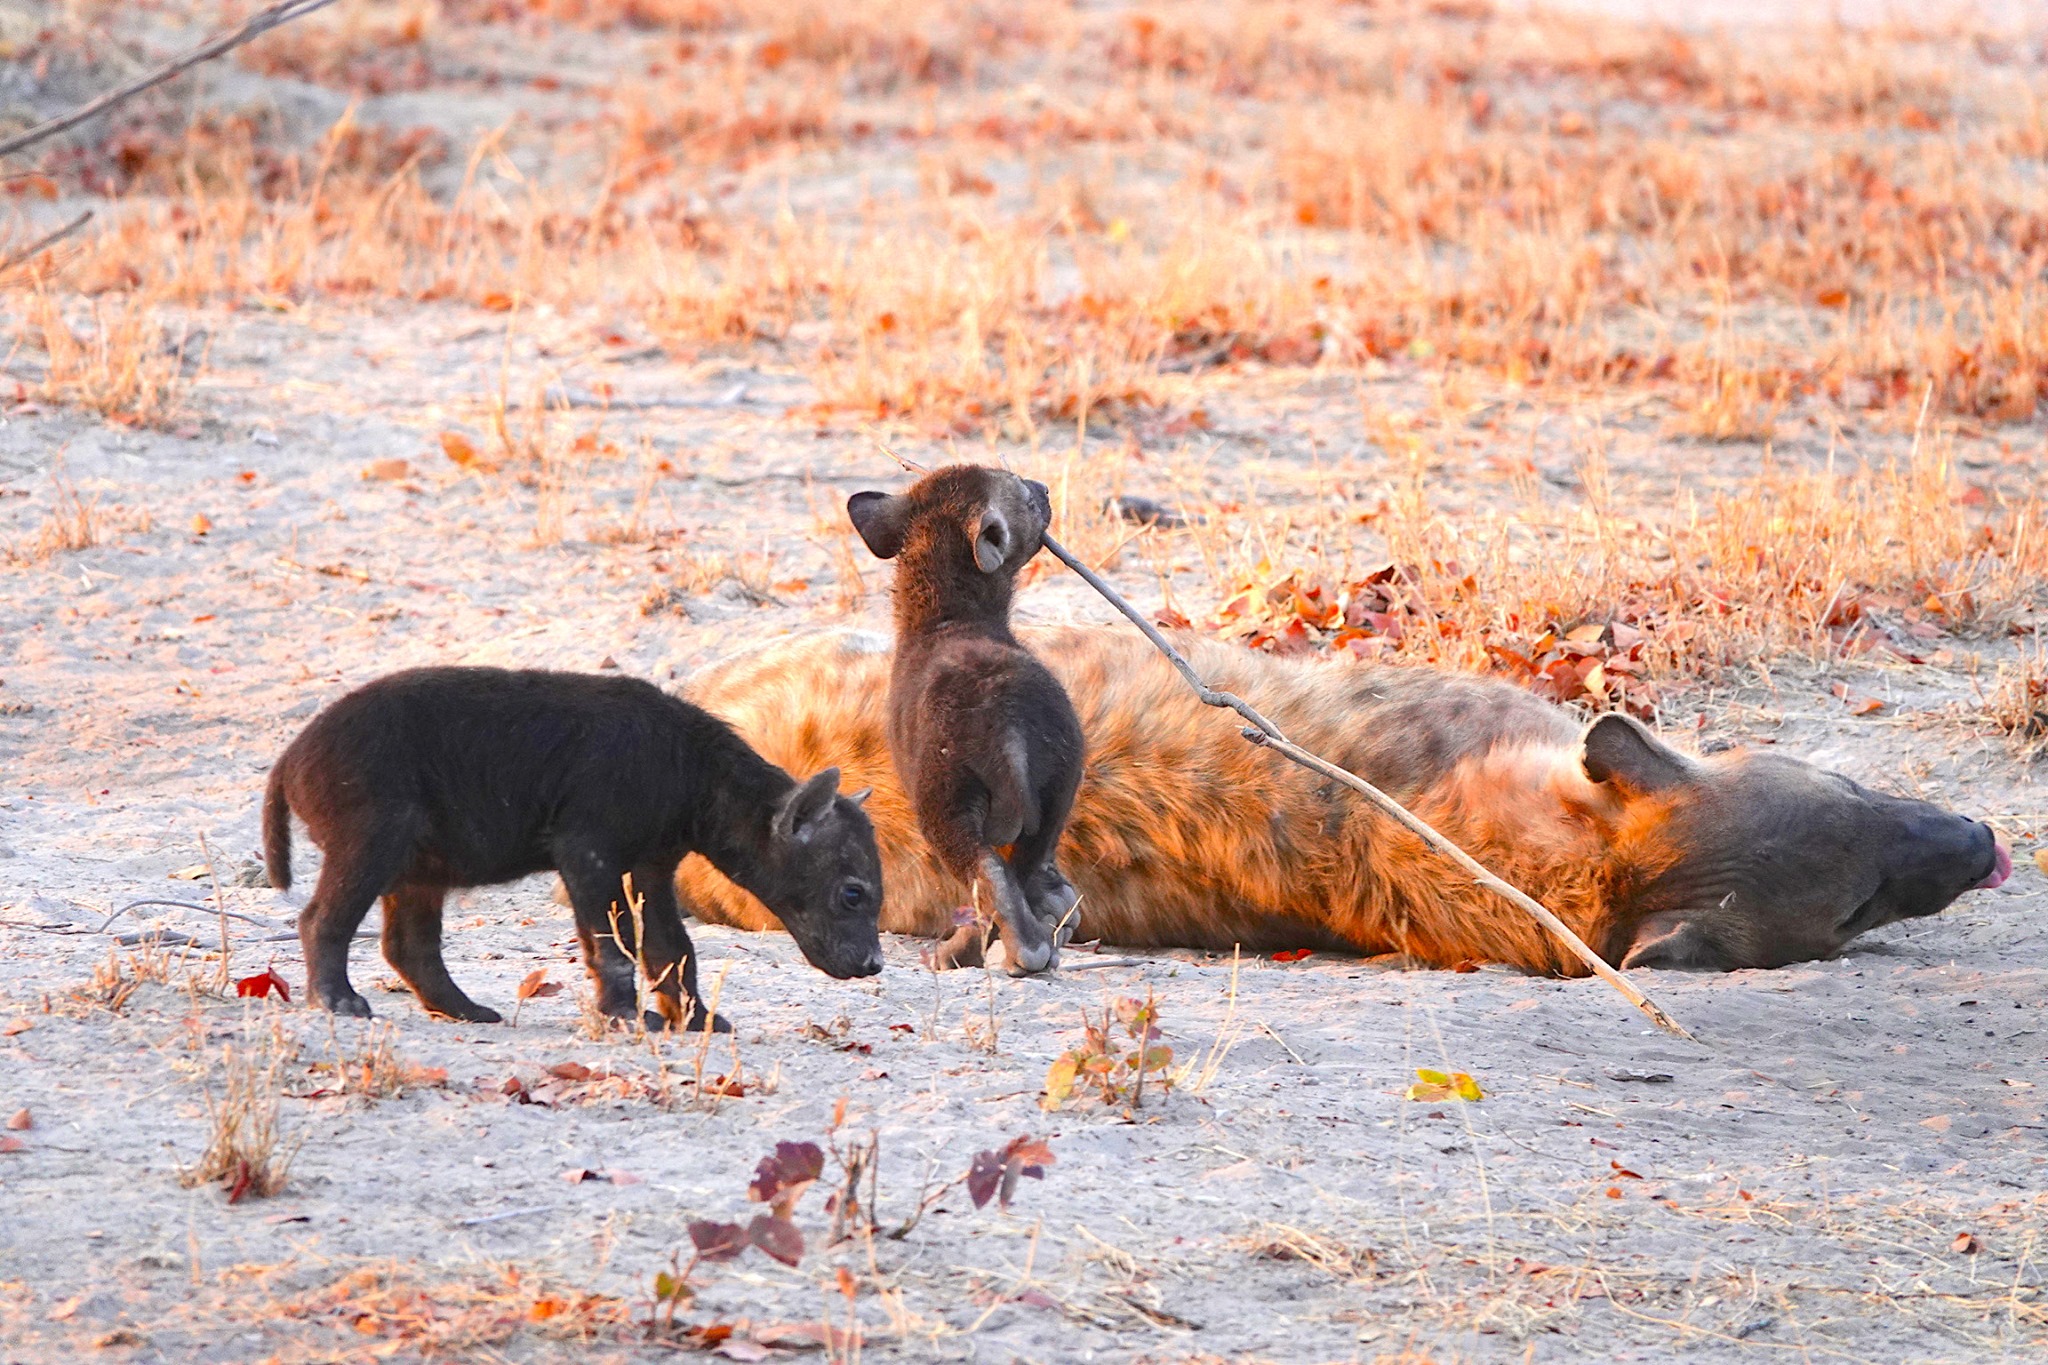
1271, 948, 1312, 963
235, 968, 291, 1002
747, 1213, 805, 1266
687, 1220, 749, 1262
967, 1149, 1004, 1208
0, 1135, 25, 1154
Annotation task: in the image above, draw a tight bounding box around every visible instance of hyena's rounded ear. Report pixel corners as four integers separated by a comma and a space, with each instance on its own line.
847, 492, 911, 559
1580, 713, 1694, 794
778, 767, 843, 843
973, 506, 1011, 573
1620, 911, 1731, 971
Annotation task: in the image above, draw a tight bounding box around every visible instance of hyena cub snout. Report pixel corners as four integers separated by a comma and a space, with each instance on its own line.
849, 465, 1085, 976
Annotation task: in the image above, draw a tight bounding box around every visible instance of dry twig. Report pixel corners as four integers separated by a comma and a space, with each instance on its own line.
0, 0, 343, 163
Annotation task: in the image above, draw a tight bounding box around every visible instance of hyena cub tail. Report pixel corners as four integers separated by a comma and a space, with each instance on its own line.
263, 763, 294, 891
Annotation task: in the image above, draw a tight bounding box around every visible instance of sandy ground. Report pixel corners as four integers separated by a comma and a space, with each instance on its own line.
0, 305, 2044, 1365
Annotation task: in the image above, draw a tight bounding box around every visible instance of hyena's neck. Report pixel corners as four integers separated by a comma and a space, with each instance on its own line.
1368, 741, 1652, 974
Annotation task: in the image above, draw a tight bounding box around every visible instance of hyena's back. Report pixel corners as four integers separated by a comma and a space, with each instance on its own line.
676, 626, 1613, 972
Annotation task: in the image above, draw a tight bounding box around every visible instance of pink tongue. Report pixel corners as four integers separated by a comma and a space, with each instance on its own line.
1976, 841, 2013, 891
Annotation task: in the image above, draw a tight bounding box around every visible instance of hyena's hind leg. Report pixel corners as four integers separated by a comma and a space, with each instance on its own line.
978, 849, 1054, 976
380, 883, 502, 1024
1022, 862, 1080, 950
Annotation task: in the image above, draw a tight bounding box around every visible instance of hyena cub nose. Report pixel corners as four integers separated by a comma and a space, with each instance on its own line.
848, 465, 1086, 976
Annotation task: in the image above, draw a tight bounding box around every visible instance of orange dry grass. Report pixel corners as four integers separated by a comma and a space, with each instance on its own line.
1160, 424, 2042, 713
11, 1, 2044, 430
263, 1262, 631, 1351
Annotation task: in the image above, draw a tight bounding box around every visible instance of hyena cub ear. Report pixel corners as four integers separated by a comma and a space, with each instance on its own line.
1579, 713, 1694, 794
972, 476, 1054, 573
848, 491, 913, 559
777, 767, 845, 843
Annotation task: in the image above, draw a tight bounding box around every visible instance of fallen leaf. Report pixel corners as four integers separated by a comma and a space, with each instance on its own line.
2, 1018, 31, 1036
1952, 1231, 1980, 1254
2033, 847, 2048, 877
1920, 1114, 1952, 1133
362, 458, 413, 482
517, 969, 562, 1001
601, 1169, 641, 1186
561, 1168, 597, 1184
1609, 1160, 1644, 1179
547, 1062, 594, 1082
0, 1135, 25, 1154
6, 1109, 28, 1130
479, 291, 515, 312
714, 1342, 770, 1363
1271, 948, 1312, 963
190, 513, 211, 536
167, 863, 211, 880
440, 431, 478, 466
528, 1297, 563, 1321
47, 1294, 85, 1321
235, 968, 292, 1002
1605, 1185, 1623, 1199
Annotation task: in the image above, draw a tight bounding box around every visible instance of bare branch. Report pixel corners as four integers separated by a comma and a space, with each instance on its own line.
1038, 530, 1696, 1043
0, 210, 92, 274
0, 0, 343, 164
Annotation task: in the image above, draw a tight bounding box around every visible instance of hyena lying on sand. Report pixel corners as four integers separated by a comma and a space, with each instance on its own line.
667, 628, 2009, 974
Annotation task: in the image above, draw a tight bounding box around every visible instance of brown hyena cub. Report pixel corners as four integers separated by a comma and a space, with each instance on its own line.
848, 465, 1084, 974
264, 667, 883, 1031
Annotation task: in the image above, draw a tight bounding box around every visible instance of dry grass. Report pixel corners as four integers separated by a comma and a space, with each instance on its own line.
179, 1024, 302, 1203
1984, 641, 2048, 757
2, 3, 2043, 693
11, 3, 2046, 431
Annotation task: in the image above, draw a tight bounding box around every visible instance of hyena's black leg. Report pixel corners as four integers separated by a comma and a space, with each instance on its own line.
299, 823, 413, 1018
380, 883, 501, 1024
629, 861, 731, 1034
977, 848, 1054, 976
557, 855, 638, 1020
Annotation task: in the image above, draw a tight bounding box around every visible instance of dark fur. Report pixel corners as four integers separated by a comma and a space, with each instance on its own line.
264, 667, 883, 1029
848, 466, 1084, 974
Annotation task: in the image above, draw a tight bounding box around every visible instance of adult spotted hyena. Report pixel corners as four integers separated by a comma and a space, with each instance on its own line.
669, 627, 2009, 974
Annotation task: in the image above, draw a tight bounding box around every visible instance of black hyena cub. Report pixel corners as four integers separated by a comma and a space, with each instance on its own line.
264, 667, 883, 1031
848, 465, 1084, 975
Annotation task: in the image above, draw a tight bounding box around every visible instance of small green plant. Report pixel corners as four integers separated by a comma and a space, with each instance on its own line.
1041, 992, 1174, 1112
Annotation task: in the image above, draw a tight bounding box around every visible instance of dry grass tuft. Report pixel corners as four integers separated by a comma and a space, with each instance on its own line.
1984, 642, 2048, 758
180, 1026, 302, 1203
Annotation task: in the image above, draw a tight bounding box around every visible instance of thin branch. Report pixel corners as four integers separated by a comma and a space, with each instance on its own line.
0, 210, 92, 274
0, 0, 344, 163
1037, 529, 1696, 1042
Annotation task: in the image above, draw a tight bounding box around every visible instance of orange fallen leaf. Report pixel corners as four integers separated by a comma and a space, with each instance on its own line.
362, 458, 413, 482
1952, 1231, 1980, 1254
440, 431, 478, 466
2, 1018, 30, 1036
479, 291, 515, 312
190, 513, 212, 536
518, 969, 562, 1001
1919, 1114, 1952, 1133
0, 1135, 25, 1154
1604, 1185, 1623, 1199
6, 1109, 28, 1130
